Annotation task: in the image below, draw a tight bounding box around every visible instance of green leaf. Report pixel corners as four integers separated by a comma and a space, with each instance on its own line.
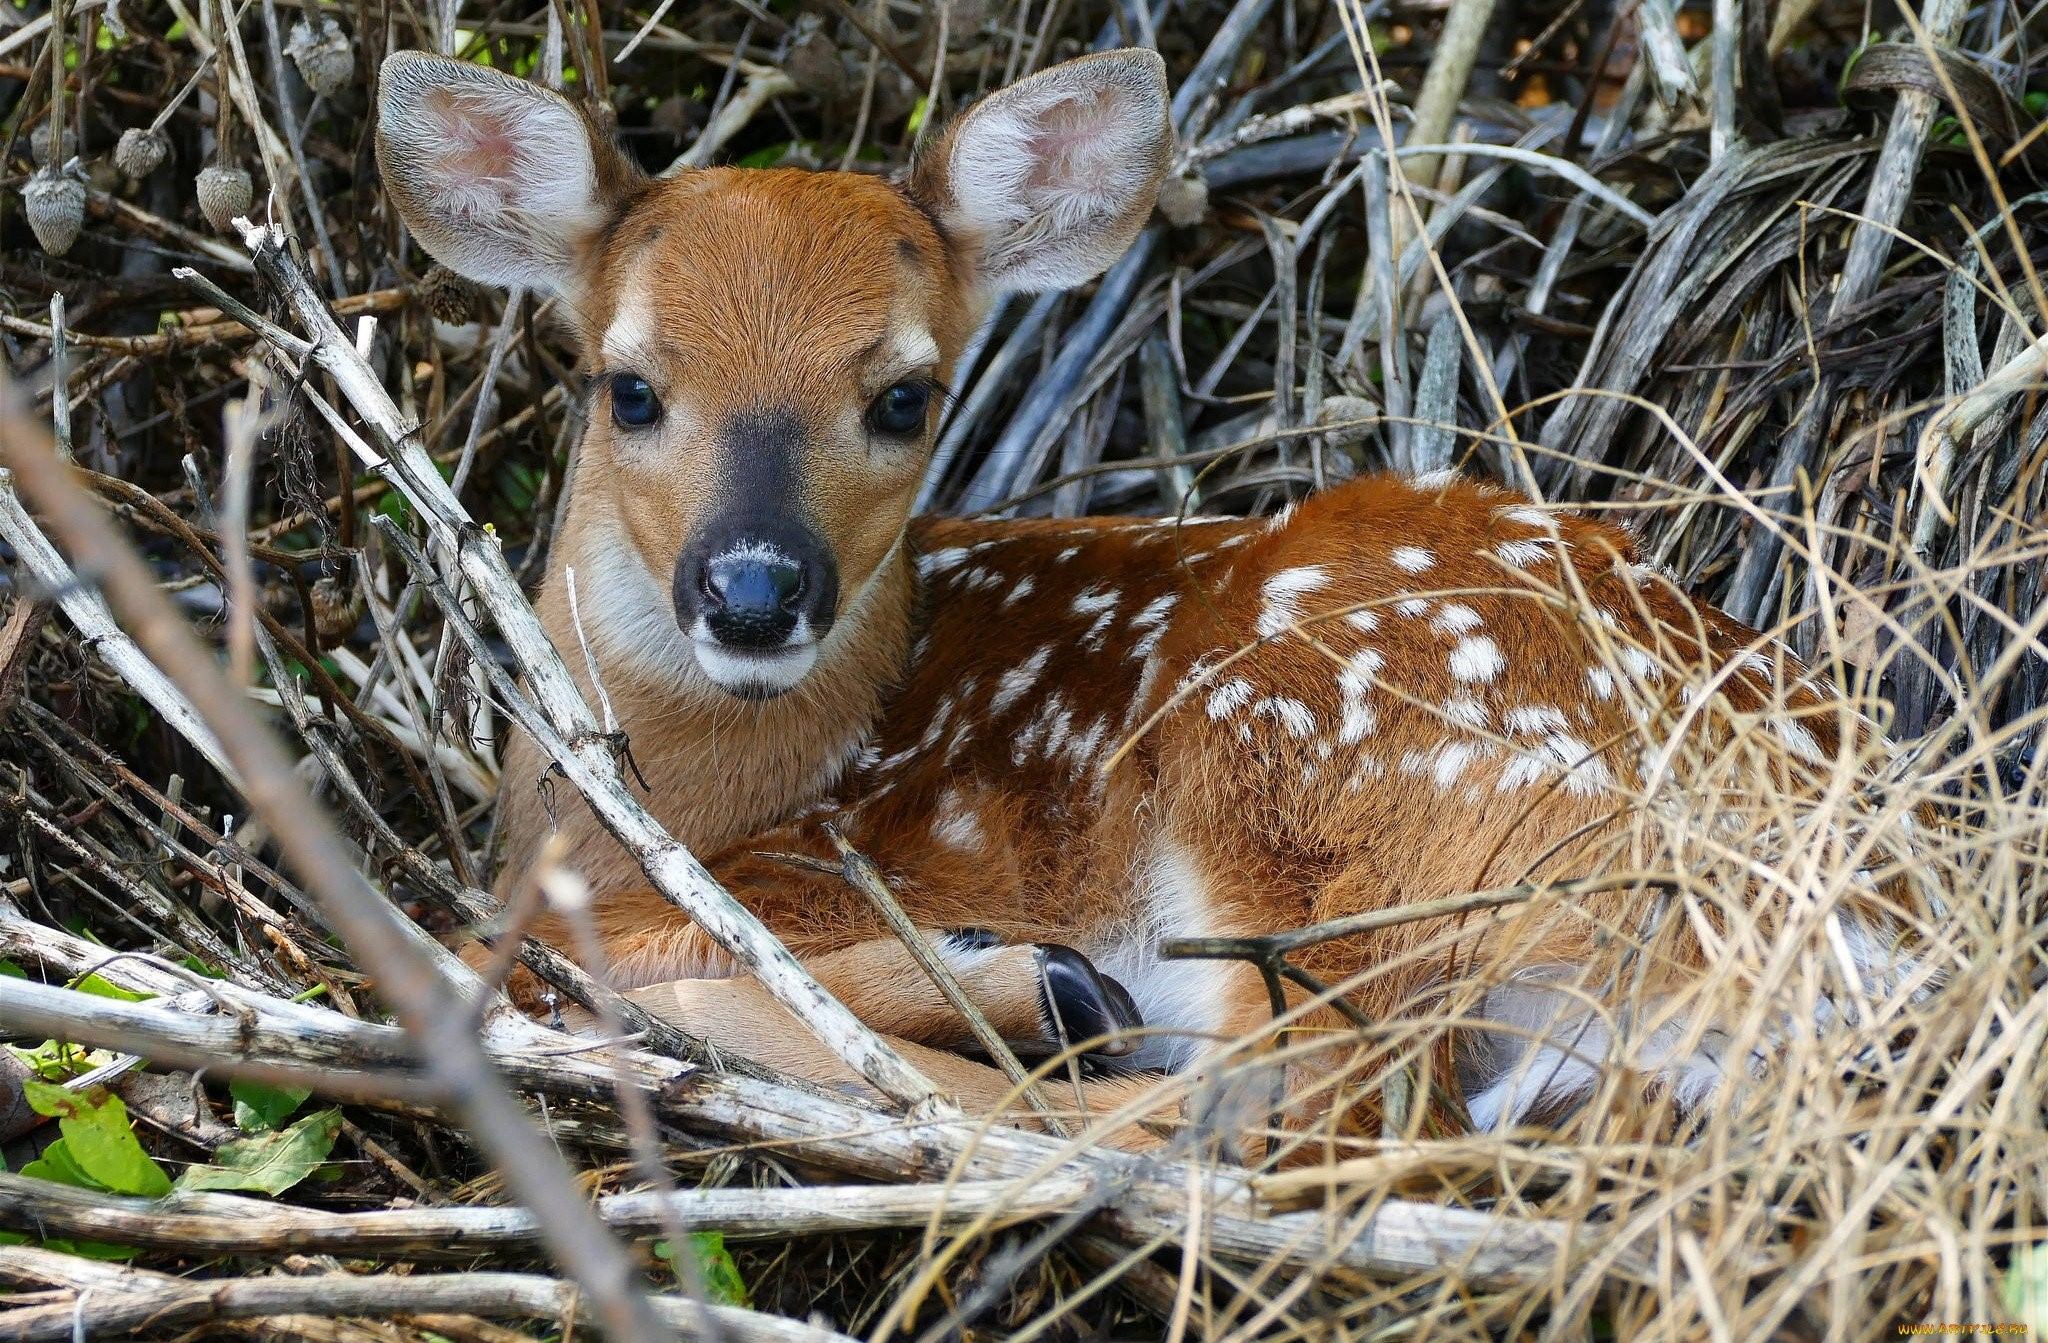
230, 1079, 311, 1132
20, 1136, 96, 1189
23, 1080, 171, 1198
10, 1038, 118, 1081
176, 1109, 342, 1196
0, 959, 25, 978
655, 1232, 751, 1307
69, 972, 153, 1002
45, 1235, 143, 1260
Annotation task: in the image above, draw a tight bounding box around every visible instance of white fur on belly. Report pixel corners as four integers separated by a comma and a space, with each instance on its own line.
1090, 837, 1229, 1072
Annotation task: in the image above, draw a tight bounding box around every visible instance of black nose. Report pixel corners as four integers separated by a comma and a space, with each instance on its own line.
701, 552, 804, 649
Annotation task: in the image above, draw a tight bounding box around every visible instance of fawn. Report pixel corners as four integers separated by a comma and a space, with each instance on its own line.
377, 48, 1924, 1146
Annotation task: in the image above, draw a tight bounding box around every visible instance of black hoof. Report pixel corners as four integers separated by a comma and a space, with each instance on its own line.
941, 927, 1005, 953
1035, 944, 1143, 1058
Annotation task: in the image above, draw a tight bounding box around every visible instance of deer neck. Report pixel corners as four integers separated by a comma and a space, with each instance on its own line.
537, 502, 919, 858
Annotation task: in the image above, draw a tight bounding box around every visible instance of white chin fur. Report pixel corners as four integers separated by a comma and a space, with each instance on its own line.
692, 640, 819, 697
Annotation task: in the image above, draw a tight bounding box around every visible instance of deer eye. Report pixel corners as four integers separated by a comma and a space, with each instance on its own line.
865, 381, 931, 437
610, 373, 662, 429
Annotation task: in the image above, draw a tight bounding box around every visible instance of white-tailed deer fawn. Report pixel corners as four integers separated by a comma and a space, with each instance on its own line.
377, 49, 1924, 1148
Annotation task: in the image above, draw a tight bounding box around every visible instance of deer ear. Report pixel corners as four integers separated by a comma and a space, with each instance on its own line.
909, 49, 1173, 296
375, 51, 641, 296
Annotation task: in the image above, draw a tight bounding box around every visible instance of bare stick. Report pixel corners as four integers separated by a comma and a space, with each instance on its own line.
0, 1248, 851, 1343
0, 1170, 1088, 1259
1400, 0, 1498, 193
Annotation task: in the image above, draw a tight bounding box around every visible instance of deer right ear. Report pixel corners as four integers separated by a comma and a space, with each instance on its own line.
908, 50, 1173, 297
375, 51, 640, 296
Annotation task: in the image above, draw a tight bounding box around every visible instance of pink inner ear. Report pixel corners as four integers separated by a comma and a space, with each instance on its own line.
425, 88, 524, 201
1024, 89, 1121, 201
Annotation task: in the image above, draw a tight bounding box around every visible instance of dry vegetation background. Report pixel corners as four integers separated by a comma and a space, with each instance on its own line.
0, 0, 2046, 1335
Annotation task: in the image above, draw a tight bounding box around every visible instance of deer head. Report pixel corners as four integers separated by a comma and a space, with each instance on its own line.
376, 49, 1173, 699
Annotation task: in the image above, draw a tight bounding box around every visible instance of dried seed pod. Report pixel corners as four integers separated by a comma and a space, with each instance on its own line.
285, 16, 354, 99
420, 264, 485, 324
309, 576, 365, 647
196, 162, 253, 233
115, 126, 170, 179
29, 122, 79, 167
22, 167, 86, 256
1156, 171, 1209, 228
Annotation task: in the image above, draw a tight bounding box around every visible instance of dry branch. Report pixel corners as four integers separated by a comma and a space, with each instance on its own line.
0, 961, 1654, 1294
0, 1171, 1092, 1258
0, 1247, 853, 1343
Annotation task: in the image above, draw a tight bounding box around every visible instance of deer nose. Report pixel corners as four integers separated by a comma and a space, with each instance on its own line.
700, 551, 804, 648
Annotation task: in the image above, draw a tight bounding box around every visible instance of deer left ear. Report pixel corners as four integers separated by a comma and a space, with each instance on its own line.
909, 49, 1173, 297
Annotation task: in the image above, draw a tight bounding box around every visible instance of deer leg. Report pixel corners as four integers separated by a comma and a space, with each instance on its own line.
800, 931, 1144, 1060
464, 893, 1141, 1059
624, 976, 1176, 1152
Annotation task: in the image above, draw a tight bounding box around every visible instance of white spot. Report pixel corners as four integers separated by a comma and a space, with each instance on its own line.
1002, 575, 1038, 607
1266, 500, 1300, 532
1205, 677, 1255, 720
1062, 715, 1109, 771
1499, 732, 1615, 797
990, 645, 1052, 715
1338, 647, 1385, 698
1055, 547, 1081, 563
1498, 505, 1560, 532
1254, 696, 1317, 737
1391, 546, 1435, 574
1432, 740, 1486, 788
1396, 598, 1431, 618
1257, 566, 1330, 639
1450, 636, 1505, 683
1586, 667, 1616, 700
1412, 467, 1459, 489
931, 789, 984, 850
918, 546, 971, 576
1129, 594, 1178, 660
1040, 699, 1074, 757
1072, 584, 1120, 616
1339, 700, 1378, 744
1505, 705, 1569, 736
1496, 539, 1550, 569
1132, 592, 1179, 627
1621, 646, 1661, 681
1776, 719, 1827, 763
1345, 609, 1382, 633
1441, 692, 1489, 731
1431, 604, 1483, 635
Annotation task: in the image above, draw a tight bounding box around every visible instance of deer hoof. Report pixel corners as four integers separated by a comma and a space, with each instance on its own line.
1034, 944, 1143, 1058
